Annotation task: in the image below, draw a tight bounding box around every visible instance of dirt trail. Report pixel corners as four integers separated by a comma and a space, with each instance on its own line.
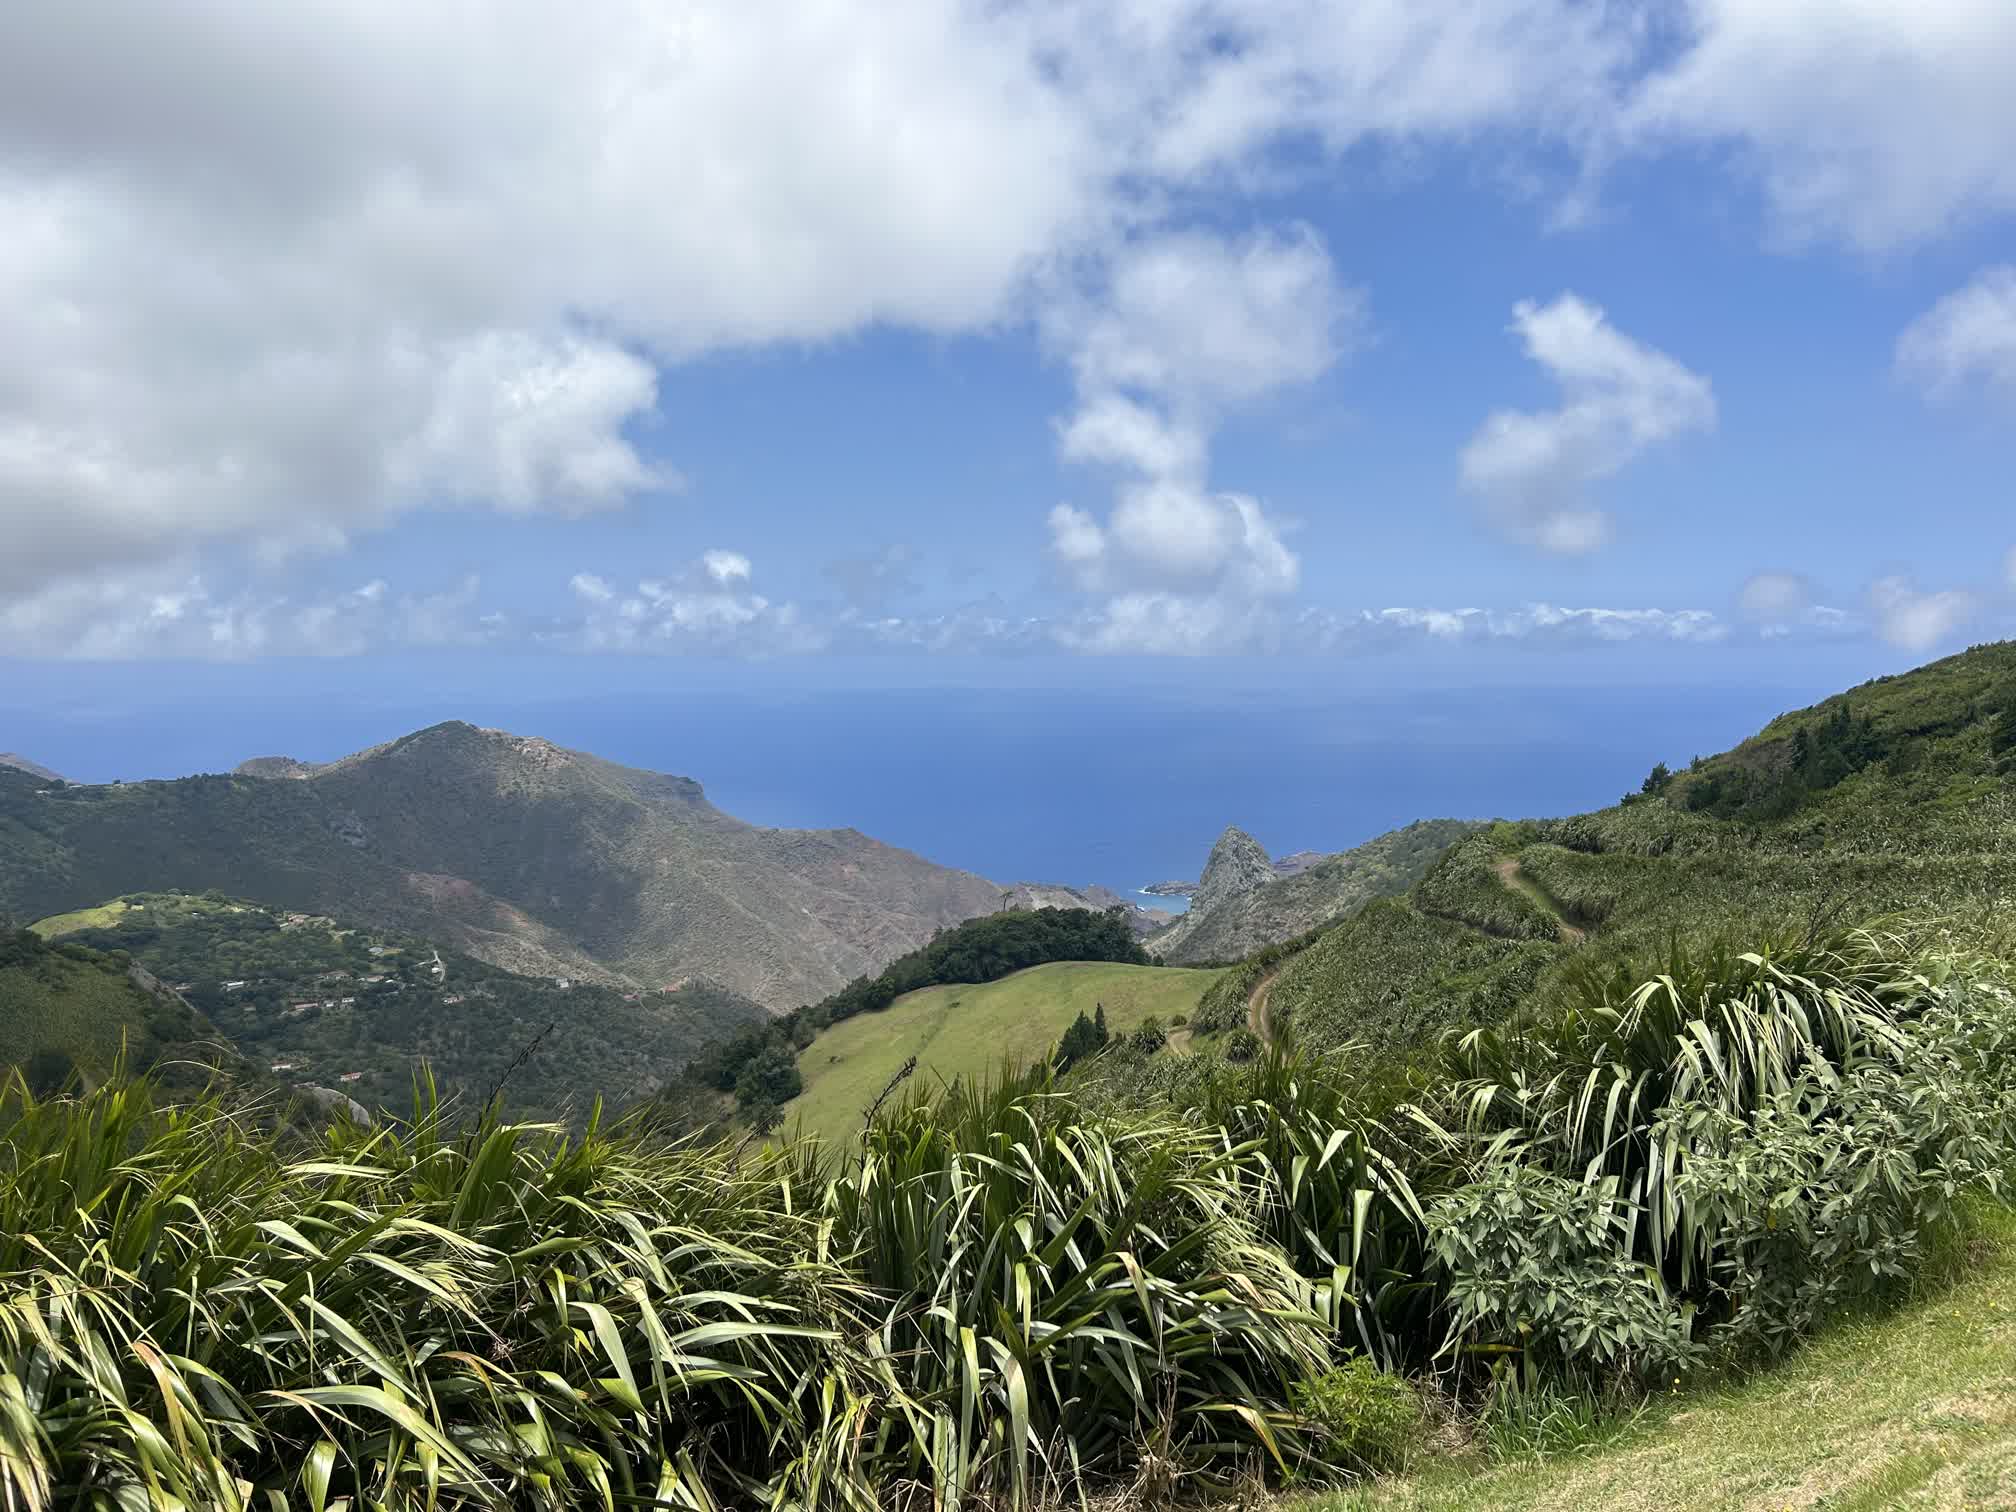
1247, 970, 1278, 1042
1492, 858, 1587, 945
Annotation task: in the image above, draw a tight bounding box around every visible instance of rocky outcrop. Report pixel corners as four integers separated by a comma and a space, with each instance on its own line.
1194, 827, 1277, 910
1148, 819, 1485, 965
235, 756, 325, 779
1143, 826, 1277, 960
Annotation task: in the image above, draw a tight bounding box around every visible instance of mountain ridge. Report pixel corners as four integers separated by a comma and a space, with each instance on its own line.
0, 752, 65, 784
0, 721, 1015, 1007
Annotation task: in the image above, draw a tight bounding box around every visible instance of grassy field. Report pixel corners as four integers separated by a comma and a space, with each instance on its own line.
783, 960, 1225, 1144
28, 899, 132, 938
1299, 1204, 2016, 1512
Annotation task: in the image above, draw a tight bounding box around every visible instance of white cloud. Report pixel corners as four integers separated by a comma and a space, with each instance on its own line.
1046, 227, 1342, 629
701, 550, 754, 587
1869, 576, 1976, 651
0, 2, 1610, 611
1897, 266, 2016, 404
1738, 571, 1815, 623
0, 568, 495, 660
567, 555, 821, 655
1052, 226, 1363, 415
1057, 395, 1208, 479
1461, 294, 1716, 552
1626, 0, 2016, 252
5, 0, 2013, 626
16, 559, 1919, 660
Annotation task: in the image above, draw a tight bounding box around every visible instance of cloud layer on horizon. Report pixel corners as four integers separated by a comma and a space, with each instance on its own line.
0, 556, 1929, 662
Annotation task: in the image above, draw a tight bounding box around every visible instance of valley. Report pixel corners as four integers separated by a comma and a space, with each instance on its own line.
782, 959, 1225, 1143
6, 642, 2016, 1509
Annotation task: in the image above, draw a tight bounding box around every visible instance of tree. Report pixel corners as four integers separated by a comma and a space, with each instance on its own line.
1093, 1002, 1108, 1044
734, 1043, 803, 1110
1991, 706, 2016, 759
1053, 1010, 1105, 1072
1641, 762, 1673, 795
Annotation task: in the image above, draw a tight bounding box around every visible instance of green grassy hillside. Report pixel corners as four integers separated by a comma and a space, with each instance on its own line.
0, 927, 241, 1095
783, 960, 1225, 1143
29, 890, 767, 1124
1253, 642, 2016, 1065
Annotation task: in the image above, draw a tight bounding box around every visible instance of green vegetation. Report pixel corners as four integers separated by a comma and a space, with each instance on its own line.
1300, 1202, 2016, 1511
11, 645, 2016, 1507
0, 720, 1011, 1009
0, 926, 242, 1095
1247, 642, 2016, 1077
5, 917, 2011, 1508
684, 906, 1149, 1128
781, 960, 1223, 1144
19, 890, 766, 1125
1290, 1358, 1430, 1476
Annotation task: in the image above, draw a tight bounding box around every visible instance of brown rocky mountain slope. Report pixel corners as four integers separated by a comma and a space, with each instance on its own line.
0, 722, 1024, 1008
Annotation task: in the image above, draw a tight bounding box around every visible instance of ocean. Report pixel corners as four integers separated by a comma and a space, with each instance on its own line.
1, 674, 1825, 899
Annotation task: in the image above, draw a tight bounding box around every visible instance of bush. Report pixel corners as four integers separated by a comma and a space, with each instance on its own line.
1429, 1162, 1703, 1381
1126, 1015, 1167, 1055
1289, 1356, 1427, 1474
1224, 1026, 1260, 1062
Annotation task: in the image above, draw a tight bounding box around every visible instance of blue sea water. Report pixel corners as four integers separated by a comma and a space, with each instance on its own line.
0, 670, 1834, 898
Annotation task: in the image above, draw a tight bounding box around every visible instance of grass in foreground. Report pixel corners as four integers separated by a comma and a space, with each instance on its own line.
784, 960, 1224, 1144
1300, 1203, 2016, 1512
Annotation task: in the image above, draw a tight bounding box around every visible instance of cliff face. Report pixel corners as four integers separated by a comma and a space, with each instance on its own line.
1142, 826, 1276, 960
1147, 819, 1485, 964
1193, 827, 1277, 911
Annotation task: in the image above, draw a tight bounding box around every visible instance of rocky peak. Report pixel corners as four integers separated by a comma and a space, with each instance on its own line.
0, 753, 66, 783
235, 756, 324, 780
1193, 826, 1276, 912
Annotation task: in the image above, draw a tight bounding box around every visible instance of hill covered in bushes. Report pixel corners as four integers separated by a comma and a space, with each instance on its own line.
4, 918, 2011, 1507
21, 890, 766, 1124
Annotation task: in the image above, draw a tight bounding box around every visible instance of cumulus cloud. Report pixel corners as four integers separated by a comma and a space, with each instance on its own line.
1897, 267, 2016, 404
1869, 576, 1976, 652
1461, 294, 1717, 552
0, 1, 1614, 612
1045, 227, 1346, 633
5, 0, 2012, 629
1626, 0, 2016, 252
1734, 571, 1855, 639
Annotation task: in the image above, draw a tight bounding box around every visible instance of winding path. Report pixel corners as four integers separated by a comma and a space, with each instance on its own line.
1492, 858, 1586, 945
1247, 969, 1279, 1042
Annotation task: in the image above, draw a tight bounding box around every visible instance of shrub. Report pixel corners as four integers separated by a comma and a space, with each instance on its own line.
1289, 1356, 1427, 1474
1127, 1015, 1166, 1055
1429, 1161, 1703, 1381
1224, 1026, 1260, 1062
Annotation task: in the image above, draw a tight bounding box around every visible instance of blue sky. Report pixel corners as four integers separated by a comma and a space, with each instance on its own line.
2, 0, 2014, 681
